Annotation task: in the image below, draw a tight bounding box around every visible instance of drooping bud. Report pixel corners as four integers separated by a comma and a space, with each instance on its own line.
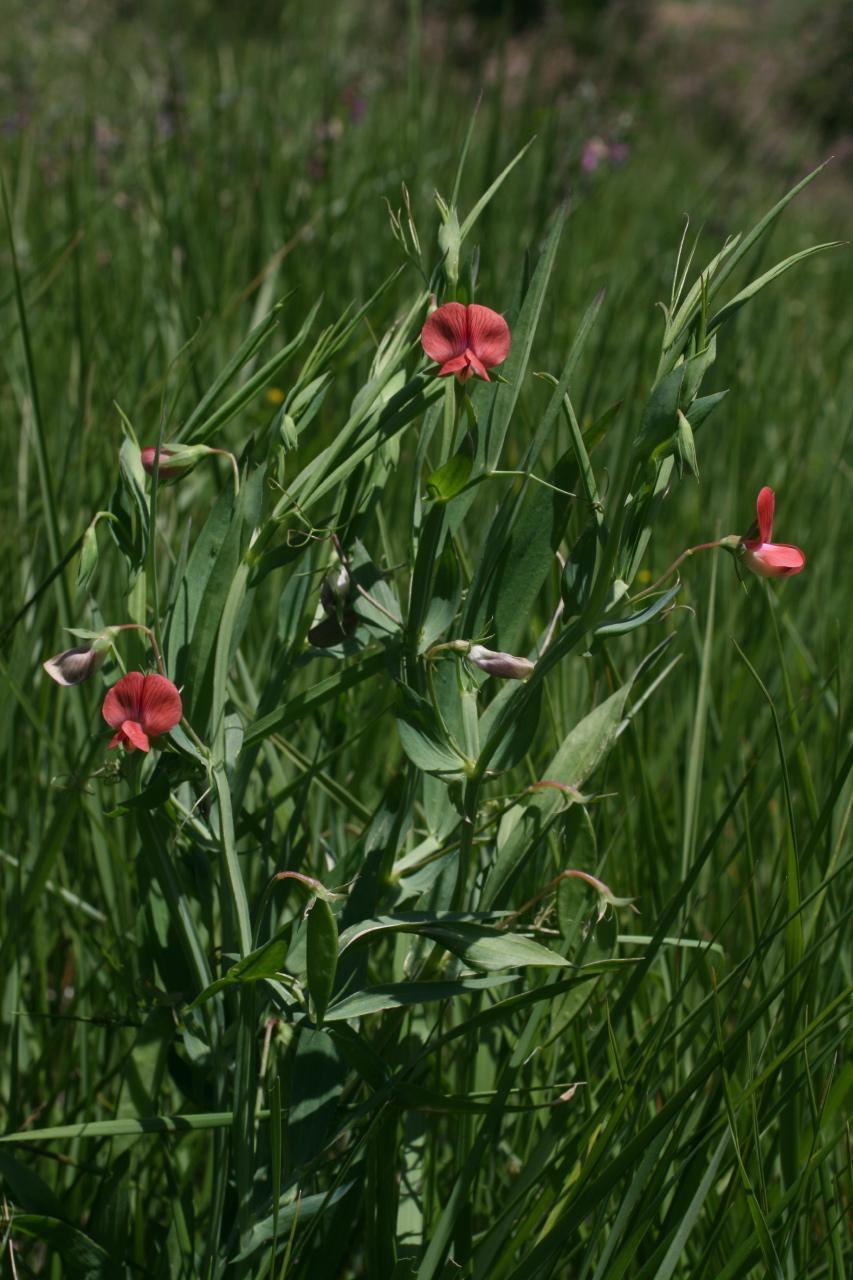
468, 644, 535, 680
140, 444, 220, 479
43, 646, 103, 687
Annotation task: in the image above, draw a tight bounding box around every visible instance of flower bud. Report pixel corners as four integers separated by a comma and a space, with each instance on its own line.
140, 444, 217, 479
468, 644, 535, 680
43, 646, 103, 687
320, 565, 351, 616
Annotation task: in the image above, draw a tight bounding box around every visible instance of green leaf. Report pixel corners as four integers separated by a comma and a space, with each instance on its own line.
7, 1216, 113, 1279
561, 524, 598, 618
187, 933, 289, 1009
465, 446, 578, 655
306, 898, 338, 1025
231, 1181, 356, 1264
0, 1151, 67, 1219
418, 539, 462, 653
482, 675, 636, 907
427, 453, 473, 502
707, 241, 841, 334
458, 136, 536, 242
104, 768, 171, 817
242, 649, 388, 748
395, 685, 468, 775
324, 975, 515, 1021
594, 581, 680, 638
337, 912, 500, 954
426, 922, 570, 971
477, 678, 543, 774
188, 298, 321, 445
482, 204, 566, 474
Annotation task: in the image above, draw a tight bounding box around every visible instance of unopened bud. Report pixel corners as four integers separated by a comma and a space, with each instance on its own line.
140, 444, 216, 479
320, 565, 351, 616
43, 646, 103, 687
468, 644, 535, 680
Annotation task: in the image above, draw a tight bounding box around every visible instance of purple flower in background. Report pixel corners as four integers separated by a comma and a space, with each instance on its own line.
581, 137, 609, 172
581, 136, 629, 173
344, 87, 367, 124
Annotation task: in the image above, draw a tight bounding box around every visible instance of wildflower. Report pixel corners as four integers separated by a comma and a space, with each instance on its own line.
102, 672, 182, 752
468, 644, 534, 680
421, 302, 511, 383
43, 646, 103, 687
740, 487, 806, 578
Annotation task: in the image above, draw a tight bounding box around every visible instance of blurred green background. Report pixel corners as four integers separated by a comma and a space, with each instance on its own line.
1, 3, 850, 1277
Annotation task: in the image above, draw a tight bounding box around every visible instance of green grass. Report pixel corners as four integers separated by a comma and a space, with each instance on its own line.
1, 4, 850, 1278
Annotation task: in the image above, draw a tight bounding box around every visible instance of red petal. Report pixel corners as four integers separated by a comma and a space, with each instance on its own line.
121, 719, 150, 752
421, 303, 468, 364
102, 672, 145, 730
755, 486, 775, 544
743, 542, 806, 578
140, 674, 183, 738
466, 304, 511, 368
465, 349, 490, 381
438, 353, 468, 376
108, 730, 124, 749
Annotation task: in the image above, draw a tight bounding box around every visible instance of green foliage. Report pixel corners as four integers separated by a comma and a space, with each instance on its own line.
0, 5, 849, 1279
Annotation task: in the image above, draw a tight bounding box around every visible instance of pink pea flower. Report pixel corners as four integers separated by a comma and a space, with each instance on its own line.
741, 487, 806, 579
421, 302, 511, 383
140, 446, 180, 479
102, 672, 182, 752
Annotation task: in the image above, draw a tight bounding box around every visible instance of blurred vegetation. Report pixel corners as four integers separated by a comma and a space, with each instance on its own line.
0, 2, 850, 1277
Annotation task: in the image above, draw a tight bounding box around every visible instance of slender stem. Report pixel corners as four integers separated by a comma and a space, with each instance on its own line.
111, 623, 166, 674
630, 540, 726, 604
210, 448, 240, 495
489, 470, 579, 499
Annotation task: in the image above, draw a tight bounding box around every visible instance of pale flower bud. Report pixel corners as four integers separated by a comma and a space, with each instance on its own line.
468, 644, 535, 680
42, 646, 103, 687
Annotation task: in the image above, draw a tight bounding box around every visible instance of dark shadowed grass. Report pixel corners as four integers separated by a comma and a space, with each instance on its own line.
0, 4, 850, 1278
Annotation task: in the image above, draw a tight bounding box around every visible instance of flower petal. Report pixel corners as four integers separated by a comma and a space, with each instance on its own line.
102, 672, 145, 729
140, 674, 183, 738
43, 646, 100, 686
755, 486, 775, 544
437, 353, 469, 377
466, 304, 511, 368
140, 446, 179, 478
421, 302, 468, 364
121, 719, 150, 752
743, 542, 806, 578
464, 349, 490, 381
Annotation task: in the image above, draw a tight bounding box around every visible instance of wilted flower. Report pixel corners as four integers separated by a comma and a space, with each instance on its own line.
740, 487, 805, 578
43, 646, 103, 687
468, 645, 534, 680
102, 672, 182, 753
421, 302, 511, 383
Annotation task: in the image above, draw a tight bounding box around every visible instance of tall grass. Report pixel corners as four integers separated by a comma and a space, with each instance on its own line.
1, 5, 850, 1278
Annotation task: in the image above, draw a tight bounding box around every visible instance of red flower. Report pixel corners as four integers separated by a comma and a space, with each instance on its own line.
102, 672, 183, 752
421, 302, 511, 382
140, 446, 179, 478
741, 487, 806, 578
